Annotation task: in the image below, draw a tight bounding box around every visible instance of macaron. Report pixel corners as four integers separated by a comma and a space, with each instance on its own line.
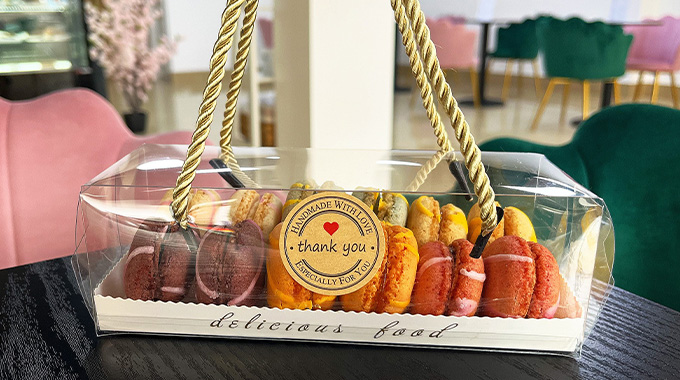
341, 224, 419, 314
282, 180, 317, 219
406, 196, 441, 248
194, 220, 265, 306
266, 223, 335, 310
504, 207, 537, 243
526, 241, 560, 318
468, 203, 537, 244
410, 239, 485, 316
554, 276, 583, 319
447, 239, 486, 316
124, 221, 194, 302
250, 193, 283, 238
467, 201, 504, 244
480, 235, 560, 318
352, 187, 380, 210
375, 225, 419, 313
160, 188, 221, 229
438, 204, 468, 246
480, 235, 535, 317
409, 241, 453, 316
229, 190, 261, 224
266, 223, 312, 309
377, 192, 409, 227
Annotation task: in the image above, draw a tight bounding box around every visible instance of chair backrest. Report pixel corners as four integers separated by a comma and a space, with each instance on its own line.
426, 17, 478, 69
537, 17, 633, 80
494, 18, 539, 59
0, 89, 195, 270
479, 104, 680, 311
625, 16, 680, 70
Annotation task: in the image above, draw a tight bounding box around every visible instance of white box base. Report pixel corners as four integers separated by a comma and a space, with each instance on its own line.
94, 259, 585, 353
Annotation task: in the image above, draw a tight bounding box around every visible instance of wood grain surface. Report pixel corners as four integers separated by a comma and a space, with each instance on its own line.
1, 257, 679, 380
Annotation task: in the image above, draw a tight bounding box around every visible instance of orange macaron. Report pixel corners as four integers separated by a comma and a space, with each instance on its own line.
341, 223, 419, 314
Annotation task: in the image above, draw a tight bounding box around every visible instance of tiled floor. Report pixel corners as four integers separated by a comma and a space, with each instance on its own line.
109, 68, 678, 150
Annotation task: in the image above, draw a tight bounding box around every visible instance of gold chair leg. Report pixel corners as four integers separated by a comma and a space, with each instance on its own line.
633, 71, 644, 101
502, 59, 513, 102
582, 80, 591, 120
470, 69, 481, 108
613, 80, 621, 105
560, 82, 571, 124
531, 78, 557, 131
671, 72, 680, 109
651, 71, 661, 104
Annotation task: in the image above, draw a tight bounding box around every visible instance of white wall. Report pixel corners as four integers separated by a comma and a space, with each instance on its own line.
275, 0, 395, 152
164, 0, 274, 73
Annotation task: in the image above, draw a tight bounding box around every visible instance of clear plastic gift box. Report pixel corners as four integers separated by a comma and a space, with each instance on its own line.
72, 144, 614, 357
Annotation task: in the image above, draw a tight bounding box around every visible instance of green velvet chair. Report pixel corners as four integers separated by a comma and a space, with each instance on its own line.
489, 18, 541, 101
480, 104, 680, 311
532, 17, 633, 129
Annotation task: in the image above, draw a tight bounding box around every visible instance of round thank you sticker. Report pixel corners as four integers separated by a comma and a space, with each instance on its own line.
280, 191, 385, 295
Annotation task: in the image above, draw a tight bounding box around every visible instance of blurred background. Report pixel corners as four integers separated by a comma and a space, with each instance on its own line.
1, 0, 678, 150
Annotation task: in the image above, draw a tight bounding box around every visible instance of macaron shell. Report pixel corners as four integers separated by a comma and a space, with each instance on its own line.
554, 275, 583, 319
266, 223, 313, 309
282, 181, 316, 219
377, 193, 409, 227
438, 204, 468, 246
251, 193, 283, 238
156, 227, 194, 302
504, 207, 537, 243
231, 190, 261, 224
447, 239, 485, 317
410, 241, 453, 316
406, 196, 441, 248
526, 242, 560, 318
195, 228, 234, 305
467, 201, 503, 244
375, 224, 419, 314
352, 187, 380, 209
226, 220, 266, 306
312, 293, 336, 310
124, 221, 167, 301
340, 225, 389, 313
480, 235, 536, 318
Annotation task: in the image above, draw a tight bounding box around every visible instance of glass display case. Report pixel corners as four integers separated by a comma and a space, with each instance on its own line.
0, 0, 88, 75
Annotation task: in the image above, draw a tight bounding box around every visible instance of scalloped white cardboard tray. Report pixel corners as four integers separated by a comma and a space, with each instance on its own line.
94, 258, 585, 353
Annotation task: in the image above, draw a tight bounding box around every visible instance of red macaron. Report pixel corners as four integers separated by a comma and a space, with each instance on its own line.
480, 235, 560, 318
124, 220, 195, 302
194, 220, 265, 306
410, 239, 485, 316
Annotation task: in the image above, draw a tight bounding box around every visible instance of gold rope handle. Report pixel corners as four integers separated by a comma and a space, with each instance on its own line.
219, 0, 261, 188
172, 0, 498, 234
393, 0, 498, 234
172, 0, 246, 228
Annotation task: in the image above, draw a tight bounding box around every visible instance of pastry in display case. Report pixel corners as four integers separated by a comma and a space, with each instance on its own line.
0, 0, 88, 75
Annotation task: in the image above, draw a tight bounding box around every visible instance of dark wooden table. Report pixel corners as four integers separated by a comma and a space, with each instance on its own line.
1, 257, 679, 379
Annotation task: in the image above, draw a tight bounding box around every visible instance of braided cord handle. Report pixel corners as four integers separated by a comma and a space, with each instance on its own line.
172, 0, 498, 234
393, 0, 498, 234
171, 0, 247, 227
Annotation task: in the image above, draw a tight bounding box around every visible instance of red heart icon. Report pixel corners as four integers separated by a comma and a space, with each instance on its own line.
323, 222, 339, 236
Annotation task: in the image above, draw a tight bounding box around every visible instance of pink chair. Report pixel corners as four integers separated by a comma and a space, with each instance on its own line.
0, 88, 199, 270
625, 16, 680, 107
258, 18, 274, 49
426, 17, 480, 107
